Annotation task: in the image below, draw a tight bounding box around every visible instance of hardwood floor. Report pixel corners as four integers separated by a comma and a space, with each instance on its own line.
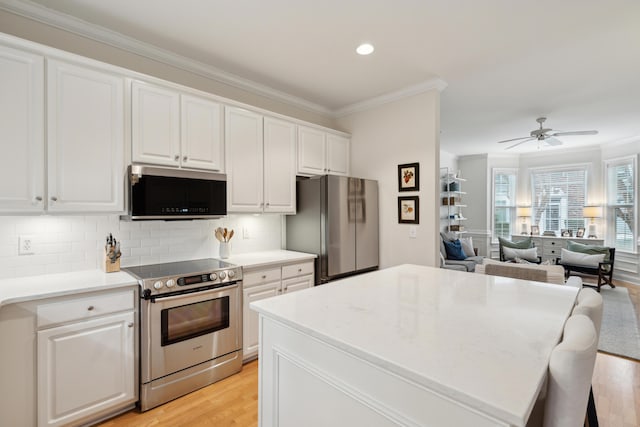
101, 281, 640, 427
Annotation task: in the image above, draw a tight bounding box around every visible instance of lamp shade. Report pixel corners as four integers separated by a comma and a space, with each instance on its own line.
582, 206, 602, 218
516, 207, 531, 218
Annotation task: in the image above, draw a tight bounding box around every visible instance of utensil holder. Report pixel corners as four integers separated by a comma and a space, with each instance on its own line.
102, 249, 121, 273
219, 242, 230, 259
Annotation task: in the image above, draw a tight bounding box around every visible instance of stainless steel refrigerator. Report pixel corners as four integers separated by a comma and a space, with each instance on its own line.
286, 175, 379, 285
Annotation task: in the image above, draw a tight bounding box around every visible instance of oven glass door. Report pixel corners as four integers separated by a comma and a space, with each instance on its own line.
143, 284, 241, 383
161, 296, 230, 346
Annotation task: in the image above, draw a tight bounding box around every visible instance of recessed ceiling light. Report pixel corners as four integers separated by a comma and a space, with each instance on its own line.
356, 43, 374, 55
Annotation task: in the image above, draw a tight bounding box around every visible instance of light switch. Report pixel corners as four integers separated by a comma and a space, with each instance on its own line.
409, 226, 417, 239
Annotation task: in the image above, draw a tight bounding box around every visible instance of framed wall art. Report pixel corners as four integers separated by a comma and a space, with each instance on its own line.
398, 163, 419, 192
530, 225, 539, 236
398, 196, 419, 224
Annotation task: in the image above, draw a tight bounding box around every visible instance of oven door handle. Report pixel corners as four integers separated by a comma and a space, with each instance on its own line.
146, 282, 240, 303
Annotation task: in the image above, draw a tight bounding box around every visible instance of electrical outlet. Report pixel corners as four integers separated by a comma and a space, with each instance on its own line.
243, 227, 250, 239
19, 235, 34, 255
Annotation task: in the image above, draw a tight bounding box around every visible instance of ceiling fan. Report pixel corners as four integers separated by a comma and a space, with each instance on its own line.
497, 117, 598, 150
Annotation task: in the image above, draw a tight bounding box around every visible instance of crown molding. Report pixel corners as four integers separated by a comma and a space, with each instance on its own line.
0, 0, 334, 116
333, 78, 448, 118
0, 0, 449, 119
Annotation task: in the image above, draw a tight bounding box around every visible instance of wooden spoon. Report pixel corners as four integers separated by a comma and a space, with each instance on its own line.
228, 230, 234, 241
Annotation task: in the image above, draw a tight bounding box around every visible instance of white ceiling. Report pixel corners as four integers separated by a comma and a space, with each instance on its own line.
10, 0, 640, 156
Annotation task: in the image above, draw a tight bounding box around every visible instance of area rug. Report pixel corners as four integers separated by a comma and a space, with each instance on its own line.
598, 287, 640, 361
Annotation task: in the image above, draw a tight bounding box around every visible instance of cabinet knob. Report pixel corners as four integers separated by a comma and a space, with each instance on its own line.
265, 203, 270, 207
283, 286, 288, 292
128, 322, 134, 328
50, 196, 57, 202
183, 156, 188, 162
298, 268, 302, 272
174, 155, 180, 161
262, 275, 267, 279
87, 305, 94, 311
35, 196, 42, 202
551, 242, 555, 245
327, 169, 331, 173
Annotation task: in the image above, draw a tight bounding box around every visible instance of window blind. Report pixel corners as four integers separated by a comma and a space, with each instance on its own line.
530, 167, 587, 234
606, 158, 635, 251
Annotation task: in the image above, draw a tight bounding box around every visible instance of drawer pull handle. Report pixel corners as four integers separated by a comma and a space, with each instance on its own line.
128, 322, 134, 328
262, 275, 267, 279
87, 305, 94, 311
298, 268, 302, 272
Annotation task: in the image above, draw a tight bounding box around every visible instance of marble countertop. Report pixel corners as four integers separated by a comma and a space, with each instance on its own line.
0, 270, 138, 307
251, 264, 579, 426
224, 250, 316, 270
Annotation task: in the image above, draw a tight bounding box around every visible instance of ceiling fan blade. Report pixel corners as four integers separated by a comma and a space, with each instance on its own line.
551, 130, 598, 137
505, 137, 535, 150
544, 137, 563, 146
497, 136, 532, 144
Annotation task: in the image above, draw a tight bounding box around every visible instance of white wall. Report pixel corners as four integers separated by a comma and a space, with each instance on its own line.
0, 214, 283, 279
337, 91, 441, 268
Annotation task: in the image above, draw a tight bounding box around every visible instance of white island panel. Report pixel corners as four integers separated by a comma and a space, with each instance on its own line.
252, 264, 579, 427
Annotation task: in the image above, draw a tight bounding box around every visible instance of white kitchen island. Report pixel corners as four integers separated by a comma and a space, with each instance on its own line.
250, 264, 579, 427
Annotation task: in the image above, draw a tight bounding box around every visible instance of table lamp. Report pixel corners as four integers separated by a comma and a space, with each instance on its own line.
582, 205, 602, 238
516, 207, 531, 235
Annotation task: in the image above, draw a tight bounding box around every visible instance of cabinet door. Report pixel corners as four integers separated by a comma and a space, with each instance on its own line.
0, 45, 45, 212
264, 117, 296, 213
243, 281, 280, 360
37, 311, 136, 427
47, 60, 124, 212
225, 107, 264, 212
297, 125, 326, 175
131, 80, 180, 167
282, 274, 314, 294
181, 94, 224, 171
326, 133, 350, 176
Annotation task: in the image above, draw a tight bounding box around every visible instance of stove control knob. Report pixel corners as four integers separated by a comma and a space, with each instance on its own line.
228, 270, 235, 279
166, 279, 176, 288
219, 271, 227, 280
153, 280, 164, 290
209, 273, 218, 281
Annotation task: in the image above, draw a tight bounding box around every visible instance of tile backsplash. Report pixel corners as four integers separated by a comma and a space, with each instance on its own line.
0, 214, 284, 279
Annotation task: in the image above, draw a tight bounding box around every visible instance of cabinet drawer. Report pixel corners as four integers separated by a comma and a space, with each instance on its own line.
243, 267, 282, 288
282, 261, 314, 279
37, 289, 135, 329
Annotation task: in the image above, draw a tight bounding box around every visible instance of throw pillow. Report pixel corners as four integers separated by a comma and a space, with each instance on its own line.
560, 248, 605, 267
444, 239, 467, 260
567, 241, 610, 261
498, 236, 533, 250
503, 246, 539, 262
459, 236, 474, 257
515, 257, 533, 264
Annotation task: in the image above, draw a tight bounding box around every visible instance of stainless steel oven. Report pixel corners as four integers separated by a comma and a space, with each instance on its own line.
124, 259, 242, 411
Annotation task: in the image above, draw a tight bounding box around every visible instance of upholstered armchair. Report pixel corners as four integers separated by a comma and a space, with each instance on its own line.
498, 237, 542, 264
556, 241, 615, 292
439, 232, 483, 272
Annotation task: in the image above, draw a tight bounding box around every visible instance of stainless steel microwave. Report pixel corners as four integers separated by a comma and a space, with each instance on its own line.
122, 165, 227, 220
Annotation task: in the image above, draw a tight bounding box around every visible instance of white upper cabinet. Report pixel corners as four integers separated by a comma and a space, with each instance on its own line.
263, 117, 296, 213
181, 94, 224, 171
225, 107, 264, 212
326, 133, 350, 176
132, 80, 181, 167
47, 59, 125, 212
297, 125, 350, 176
132, 80, 224, 171
0, 45, 45, 212
226, 109, 296, 213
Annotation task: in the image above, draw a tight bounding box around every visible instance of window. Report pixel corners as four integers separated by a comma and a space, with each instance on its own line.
605, 157, 636, 252
530, 166, 587, 235
492, 169, 517, 240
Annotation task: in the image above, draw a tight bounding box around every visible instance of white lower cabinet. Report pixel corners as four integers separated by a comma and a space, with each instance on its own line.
242, 260, 314, 361
36, 289, 137, 427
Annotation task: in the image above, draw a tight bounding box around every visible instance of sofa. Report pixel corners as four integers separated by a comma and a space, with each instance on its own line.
475, 258, 582, 288
439, 232, 484, 272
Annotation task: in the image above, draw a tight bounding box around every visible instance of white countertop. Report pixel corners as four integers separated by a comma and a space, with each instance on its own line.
0, 270, 138, 307
251, 264, 579, 426
225, 250, 316, 270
